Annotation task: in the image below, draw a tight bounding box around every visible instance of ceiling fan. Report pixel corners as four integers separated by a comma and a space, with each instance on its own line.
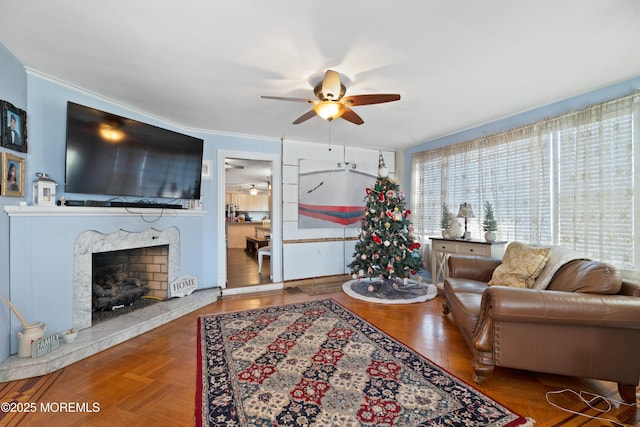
261, 70, 400, 125
225, 161, 244, 169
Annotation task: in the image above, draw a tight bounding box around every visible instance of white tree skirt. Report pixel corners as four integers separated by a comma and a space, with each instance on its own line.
342, 278, 437, 304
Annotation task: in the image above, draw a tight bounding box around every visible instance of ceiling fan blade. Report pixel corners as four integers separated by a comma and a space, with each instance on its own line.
225, 162, 244, 169
261, 96, 314, 103
321, 70, 342, 100
292, 110, 318, 125
342, 94, 401, 106
340, 107, 364, 125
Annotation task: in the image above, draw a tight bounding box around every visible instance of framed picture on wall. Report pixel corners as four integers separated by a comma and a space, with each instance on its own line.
1, 151, 25, 197
1, 101, 28, 153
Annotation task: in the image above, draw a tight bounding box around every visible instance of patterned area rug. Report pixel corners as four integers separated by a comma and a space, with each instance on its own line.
196, 299, 534, 426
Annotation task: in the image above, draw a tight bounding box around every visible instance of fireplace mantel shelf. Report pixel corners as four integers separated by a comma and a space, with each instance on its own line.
4, 205, 207, 217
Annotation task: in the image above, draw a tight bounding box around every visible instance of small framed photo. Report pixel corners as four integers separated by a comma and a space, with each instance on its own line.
202, 159, 212, 180
1, 152, 25, 197
1, 101, 28, 153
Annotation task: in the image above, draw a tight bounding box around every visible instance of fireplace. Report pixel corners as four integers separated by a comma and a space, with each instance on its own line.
74, 227, 180, 330
92, 245, 171, 320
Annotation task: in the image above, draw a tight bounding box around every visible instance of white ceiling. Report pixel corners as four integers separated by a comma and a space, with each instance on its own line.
1, 1, 639, 151
225, 158, 272, 191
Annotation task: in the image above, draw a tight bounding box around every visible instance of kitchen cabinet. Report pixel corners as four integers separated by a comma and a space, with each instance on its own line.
225, 193, 269, 211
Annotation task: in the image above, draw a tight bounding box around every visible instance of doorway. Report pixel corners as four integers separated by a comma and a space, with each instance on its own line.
225, 157, 272, 288
217, 149, 282, 290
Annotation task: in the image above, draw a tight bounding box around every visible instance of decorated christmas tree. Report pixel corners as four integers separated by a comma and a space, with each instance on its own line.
348, 153, 425, 294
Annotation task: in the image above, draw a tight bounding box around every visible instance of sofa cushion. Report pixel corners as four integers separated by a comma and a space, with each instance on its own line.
447, 255, 502, 283
445, 277, 488, 295
444, 279, 485, 335
488, 242, 551, 288
547, 259, 622, 294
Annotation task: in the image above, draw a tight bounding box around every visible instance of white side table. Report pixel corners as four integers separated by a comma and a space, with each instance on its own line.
429, 237, 507, 286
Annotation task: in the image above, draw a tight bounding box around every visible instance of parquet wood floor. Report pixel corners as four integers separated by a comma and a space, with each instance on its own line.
0, 287, 637, 426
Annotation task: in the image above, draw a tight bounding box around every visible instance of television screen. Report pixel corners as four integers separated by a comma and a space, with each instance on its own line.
65, 102, 203, 200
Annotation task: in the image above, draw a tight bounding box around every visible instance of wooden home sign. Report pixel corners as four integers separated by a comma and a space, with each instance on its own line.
169, 276, 198, 298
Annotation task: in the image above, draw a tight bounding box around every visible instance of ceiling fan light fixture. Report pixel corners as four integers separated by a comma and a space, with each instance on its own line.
314, 101, 345, 121
249, 185, 258, 196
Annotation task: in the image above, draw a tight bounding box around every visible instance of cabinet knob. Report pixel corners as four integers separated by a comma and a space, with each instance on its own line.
469, 249, 474, 252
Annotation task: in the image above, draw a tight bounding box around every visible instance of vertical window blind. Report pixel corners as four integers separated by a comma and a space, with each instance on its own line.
411, 92, 638, 272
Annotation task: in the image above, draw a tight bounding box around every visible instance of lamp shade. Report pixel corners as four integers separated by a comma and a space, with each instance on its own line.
457, 203, 475, 218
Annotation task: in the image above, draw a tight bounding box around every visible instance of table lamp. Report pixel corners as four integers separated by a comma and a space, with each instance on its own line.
457, 202, 475, 240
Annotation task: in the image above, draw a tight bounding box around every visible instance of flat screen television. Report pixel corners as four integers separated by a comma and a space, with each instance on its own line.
65, 102, 203, 200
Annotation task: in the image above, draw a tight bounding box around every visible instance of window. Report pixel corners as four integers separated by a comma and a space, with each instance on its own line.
412, 92, 639, 274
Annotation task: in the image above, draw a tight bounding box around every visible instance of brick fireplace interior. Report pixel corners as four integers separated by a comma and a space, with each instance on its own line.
92, 245, 169, 320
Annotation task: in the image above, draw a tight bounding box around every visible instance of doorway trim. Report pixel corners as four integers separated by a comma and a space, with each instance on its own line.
217, 149, 283, 287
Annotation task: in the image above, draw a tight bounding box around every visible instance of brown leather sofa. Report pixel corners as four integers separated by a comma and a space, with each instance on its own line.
442, 254, 640, 403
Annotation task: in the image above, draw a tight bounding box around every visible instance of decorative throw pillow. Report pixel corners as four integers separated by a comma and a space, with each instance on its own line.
488, 242, 551, 288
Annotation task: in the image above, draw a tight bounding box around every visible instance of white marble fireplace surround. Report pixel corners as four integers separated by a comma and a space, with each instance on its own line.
74, 227, 179, 330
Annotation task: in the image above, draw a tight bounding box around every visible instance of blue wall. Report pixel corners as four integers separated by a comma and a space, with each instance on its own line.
25, 72, 281, 292
0, 47, 281, 361
0, 44, 27, 362
402, 77, 640, 200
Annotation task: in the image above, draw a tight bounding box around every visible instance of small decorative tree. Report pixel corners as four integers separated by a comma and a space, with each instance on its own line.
482, 201, 497, 231
482, 201, 497, 242
440, 204, 451, 230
